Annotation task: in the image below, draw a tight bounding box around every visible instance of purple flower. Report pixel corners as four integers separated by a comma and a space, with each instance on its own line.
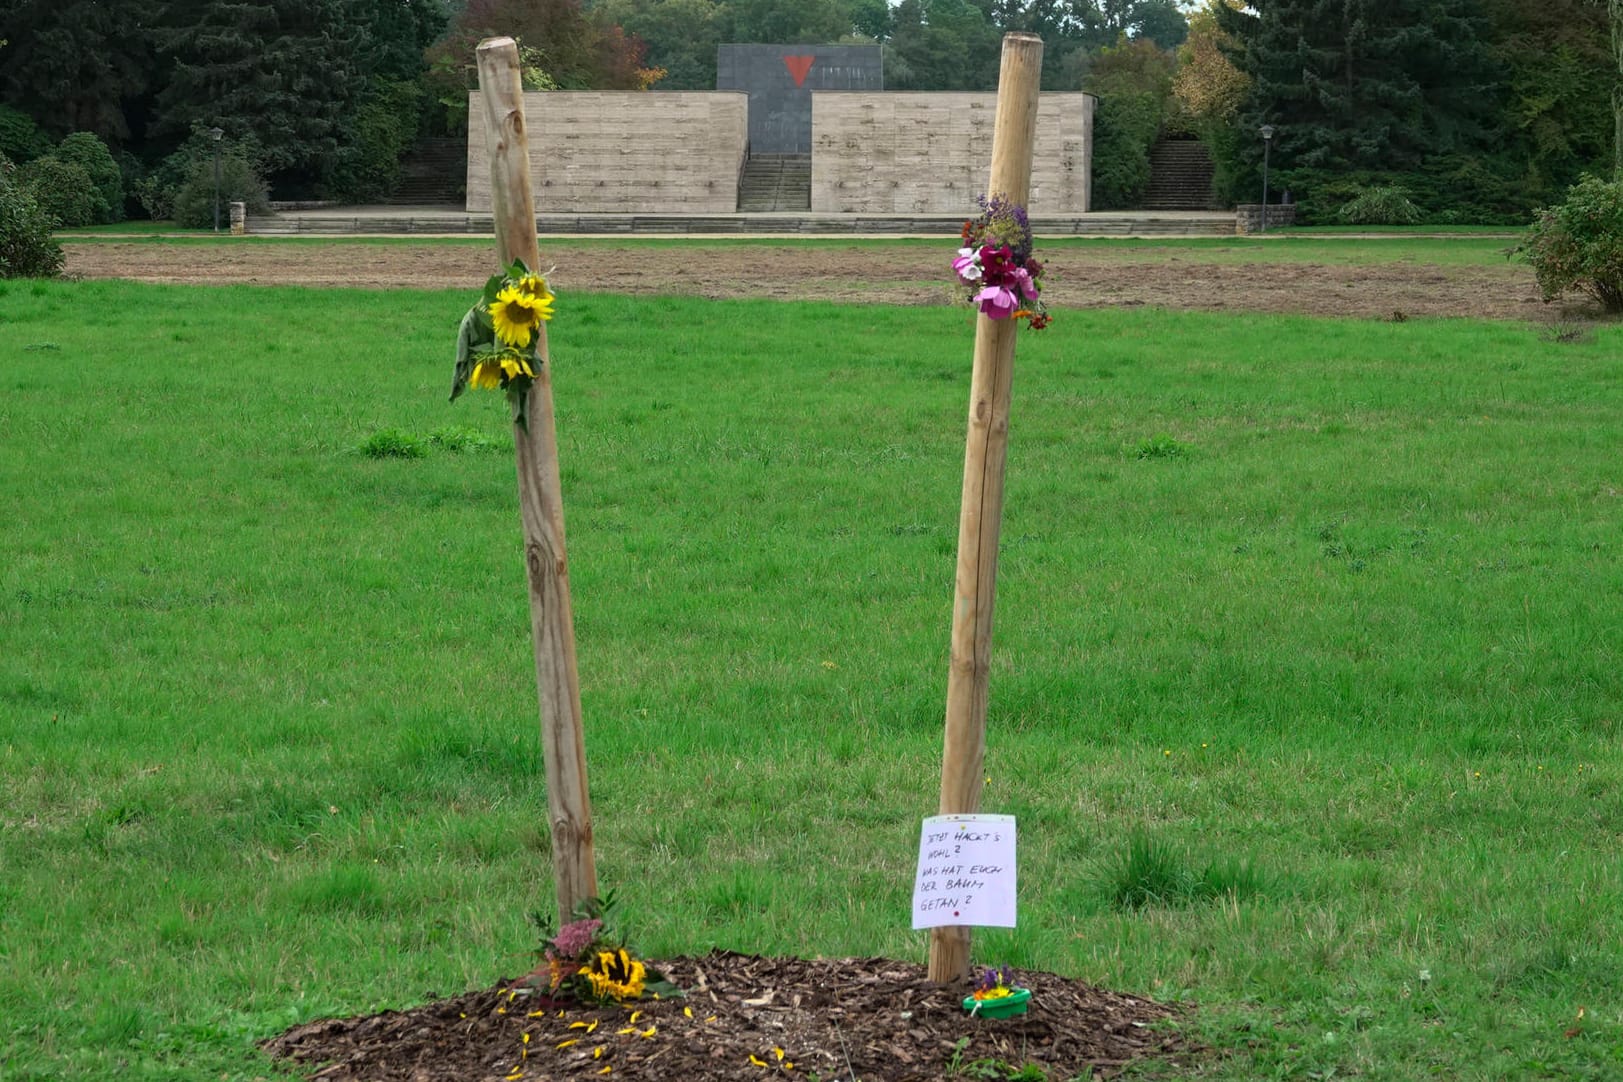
975, 284, 1019, 318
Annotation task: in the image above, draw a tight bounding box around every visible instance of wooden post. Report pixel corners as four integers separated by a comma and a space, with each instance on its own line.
929, 31, 1043, 985
475, 36, 598, 920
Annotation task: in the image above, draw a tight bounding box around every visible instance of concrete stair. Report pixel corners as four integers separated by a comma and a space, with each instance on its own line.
1143, 138, 1219, 211
384, 137, 466, 206
737, 154, 811, 212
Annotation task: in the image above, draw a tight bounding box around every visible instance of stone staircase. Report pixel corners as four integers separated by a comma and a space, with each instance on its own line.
1143, 138, 1219, 211
384, 137, 467, 206
737, 153, 811, 212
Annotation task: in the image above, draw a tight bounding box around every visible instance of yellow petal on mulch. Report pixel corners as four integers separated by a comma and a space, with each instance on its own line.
617, 1027, 637, 1036
639, 1026, 656, 1038
749, 1054, 768, 1067
593, 1046, 605, 1059
556, 1038, 579, 1049
683, 1007, 693, 1018
629, 1011, 642, 1023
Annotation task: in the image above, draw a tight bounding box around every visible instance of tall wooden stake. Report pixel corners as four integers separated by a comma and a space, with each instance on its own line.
929, 32, 1043, 984
476, 37, 598, 920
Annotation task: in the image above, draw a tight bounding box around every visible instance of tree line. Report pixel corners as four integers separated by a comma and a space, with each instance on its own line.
0, 0, 1618, 223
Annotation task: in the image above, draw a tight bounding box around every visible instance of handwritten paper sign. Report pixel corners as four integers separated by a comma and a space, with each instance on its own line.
911, 814, 1017, 929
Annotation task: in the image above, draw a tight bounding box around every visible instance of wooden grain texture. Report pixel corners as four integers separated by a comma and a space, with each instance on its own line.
929, 31, 1043, 985
475, 37, 598, 920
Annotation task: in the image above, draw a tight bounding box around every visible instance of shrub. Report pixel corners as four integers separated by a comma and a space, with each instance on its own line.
170, 153, 271, 229
54, 132, 124, 223
18, 156, 99, 228
328, 78, 425, 203
0, 157, 65, 279
1337, 185, 1424, 226
137, 131, 272, 224
1514, 174, 1623, 313
0, 105, 51, 164
1090, 93, 1162, 210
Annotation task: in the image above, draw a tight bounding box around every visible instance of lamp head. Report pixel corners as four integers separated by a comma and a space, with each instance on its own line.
1259, 124, 1276, 142
207, 127, 224, 142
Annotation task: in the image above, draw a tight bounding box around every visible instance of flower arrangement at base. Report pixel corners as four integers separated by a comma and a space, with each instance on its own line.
449, 258, 555, 430
518, 893, 682, 1007
962, 965, 1032, 1019
952, 194, 1051, 330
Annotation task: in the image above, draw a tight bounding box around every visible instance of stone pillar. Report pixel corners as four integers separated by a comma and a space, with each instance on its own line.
1236, 203, 1296, 233
229, 202, 246, 235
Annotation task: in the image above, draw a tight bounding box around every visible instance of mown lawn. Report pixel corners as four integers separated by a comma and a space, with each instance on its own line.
1, 277, 1620, 1080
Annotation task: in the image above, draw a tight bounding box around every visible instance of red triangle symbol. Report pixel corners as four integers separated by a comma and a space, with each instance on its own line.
783, 55, 815, 88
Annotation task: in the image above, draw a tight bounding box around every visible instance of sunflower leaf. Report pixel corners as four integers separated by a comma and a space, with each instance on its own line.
449, 307, 480, 402
481, 272, 506, 307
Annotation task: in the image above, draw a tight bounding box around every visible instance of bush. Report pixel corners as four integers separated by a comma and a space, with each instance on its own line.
328, 78, 425, 203
1514, 174, 1623, 312
54, 132, 124, 223
18, 156, 99, 228
0, 157, 65, 279
0, 105, 51, 164
1336, 185, 1424, 225
1090, 93, 1162, 210
170, 153, 271, 229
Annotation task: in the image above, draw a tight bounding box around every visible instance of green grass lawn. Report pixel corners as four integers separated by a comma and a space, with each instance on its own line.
2, 277, 1620, 1080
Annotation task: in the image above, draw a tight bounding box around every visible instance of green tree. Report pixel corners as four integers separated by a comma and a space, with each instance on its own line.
723, 0, 855, 43
1484, 0, 1611, 203
150, 0, 364, 191
1219, 0, 1498, 220
886, 0, 1001, 90
0, 0, 157, 144
593, 0, 725, 90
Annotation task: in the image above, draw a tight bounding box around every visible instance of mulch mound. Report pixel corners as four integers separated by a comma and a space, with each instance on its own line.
263, 951, 1196, 1081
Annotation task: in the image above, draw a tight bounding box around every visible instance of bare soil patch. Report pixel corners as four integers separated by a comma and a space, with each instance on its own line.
263, 951, 1193, 1081
67, 239, 1565, 321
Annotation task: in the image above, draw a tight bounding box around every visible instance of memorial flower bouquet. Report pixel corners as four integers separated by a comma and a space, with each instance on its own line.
521, 893, 682, 1006
963, 965, 1032, 1018
952, 194, 1051, 330
450, 258, 555, 430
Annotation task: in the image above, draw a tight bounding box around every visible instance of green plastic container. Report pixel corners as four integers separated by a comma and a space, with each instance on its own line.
962, 987, 1032, 1019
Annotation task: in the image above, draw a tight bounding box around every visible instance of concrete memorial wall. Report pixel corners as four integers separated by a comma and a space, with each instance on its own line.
465, 91, 748, 214
810, 92, 1094, 215
716, 44, 883, 154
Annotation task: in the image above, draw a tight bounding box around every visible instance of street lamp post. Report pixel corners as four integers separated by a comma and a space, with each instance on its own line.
208, 127, 224, 232
1259, 124, 1275, 233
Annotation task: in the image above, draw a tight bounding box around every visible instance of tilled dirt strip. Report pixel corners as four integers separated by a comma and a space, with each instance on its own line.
65, 240, 1561, 321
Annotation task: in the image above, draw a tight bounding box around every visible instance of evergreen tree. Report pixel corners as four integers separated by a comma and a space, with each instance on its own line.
0, 0, 157, 144
1219, 0, 1496, 214
150, 0, 363, 190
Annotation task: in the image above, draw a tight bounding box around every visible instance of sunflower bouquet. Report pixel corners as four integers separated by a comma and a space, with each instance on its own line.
520, 893, 681, 1006
952, 193, 1051, 330
450, 258, 555, 430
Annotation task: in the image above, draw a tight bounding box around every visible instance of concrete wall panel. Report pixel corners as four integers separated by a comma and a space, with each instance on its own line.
810, 93, 1093, 214
466, 92, 748, 214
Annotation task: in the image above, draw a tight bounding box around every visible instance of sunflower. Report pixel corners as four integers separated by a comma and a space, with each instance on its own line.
469, 357, 505, 390
489, 287, 541, 347
515, 273, 553, 302
578, 948, 646, 1002
499, 352, 534, 380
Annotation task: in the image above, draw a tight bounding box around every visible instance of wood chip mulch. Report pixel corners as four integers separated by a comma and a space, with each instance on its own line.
263, 951, 1197, 1081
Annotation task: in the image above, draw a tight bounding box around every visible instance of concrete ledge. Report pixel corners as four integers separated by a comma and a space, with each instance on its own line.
247, 208, 1237, 238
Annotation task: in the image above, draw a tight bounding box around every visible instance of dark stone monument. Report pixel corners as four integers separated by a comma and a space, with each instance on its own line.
716, 44, 883, 154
